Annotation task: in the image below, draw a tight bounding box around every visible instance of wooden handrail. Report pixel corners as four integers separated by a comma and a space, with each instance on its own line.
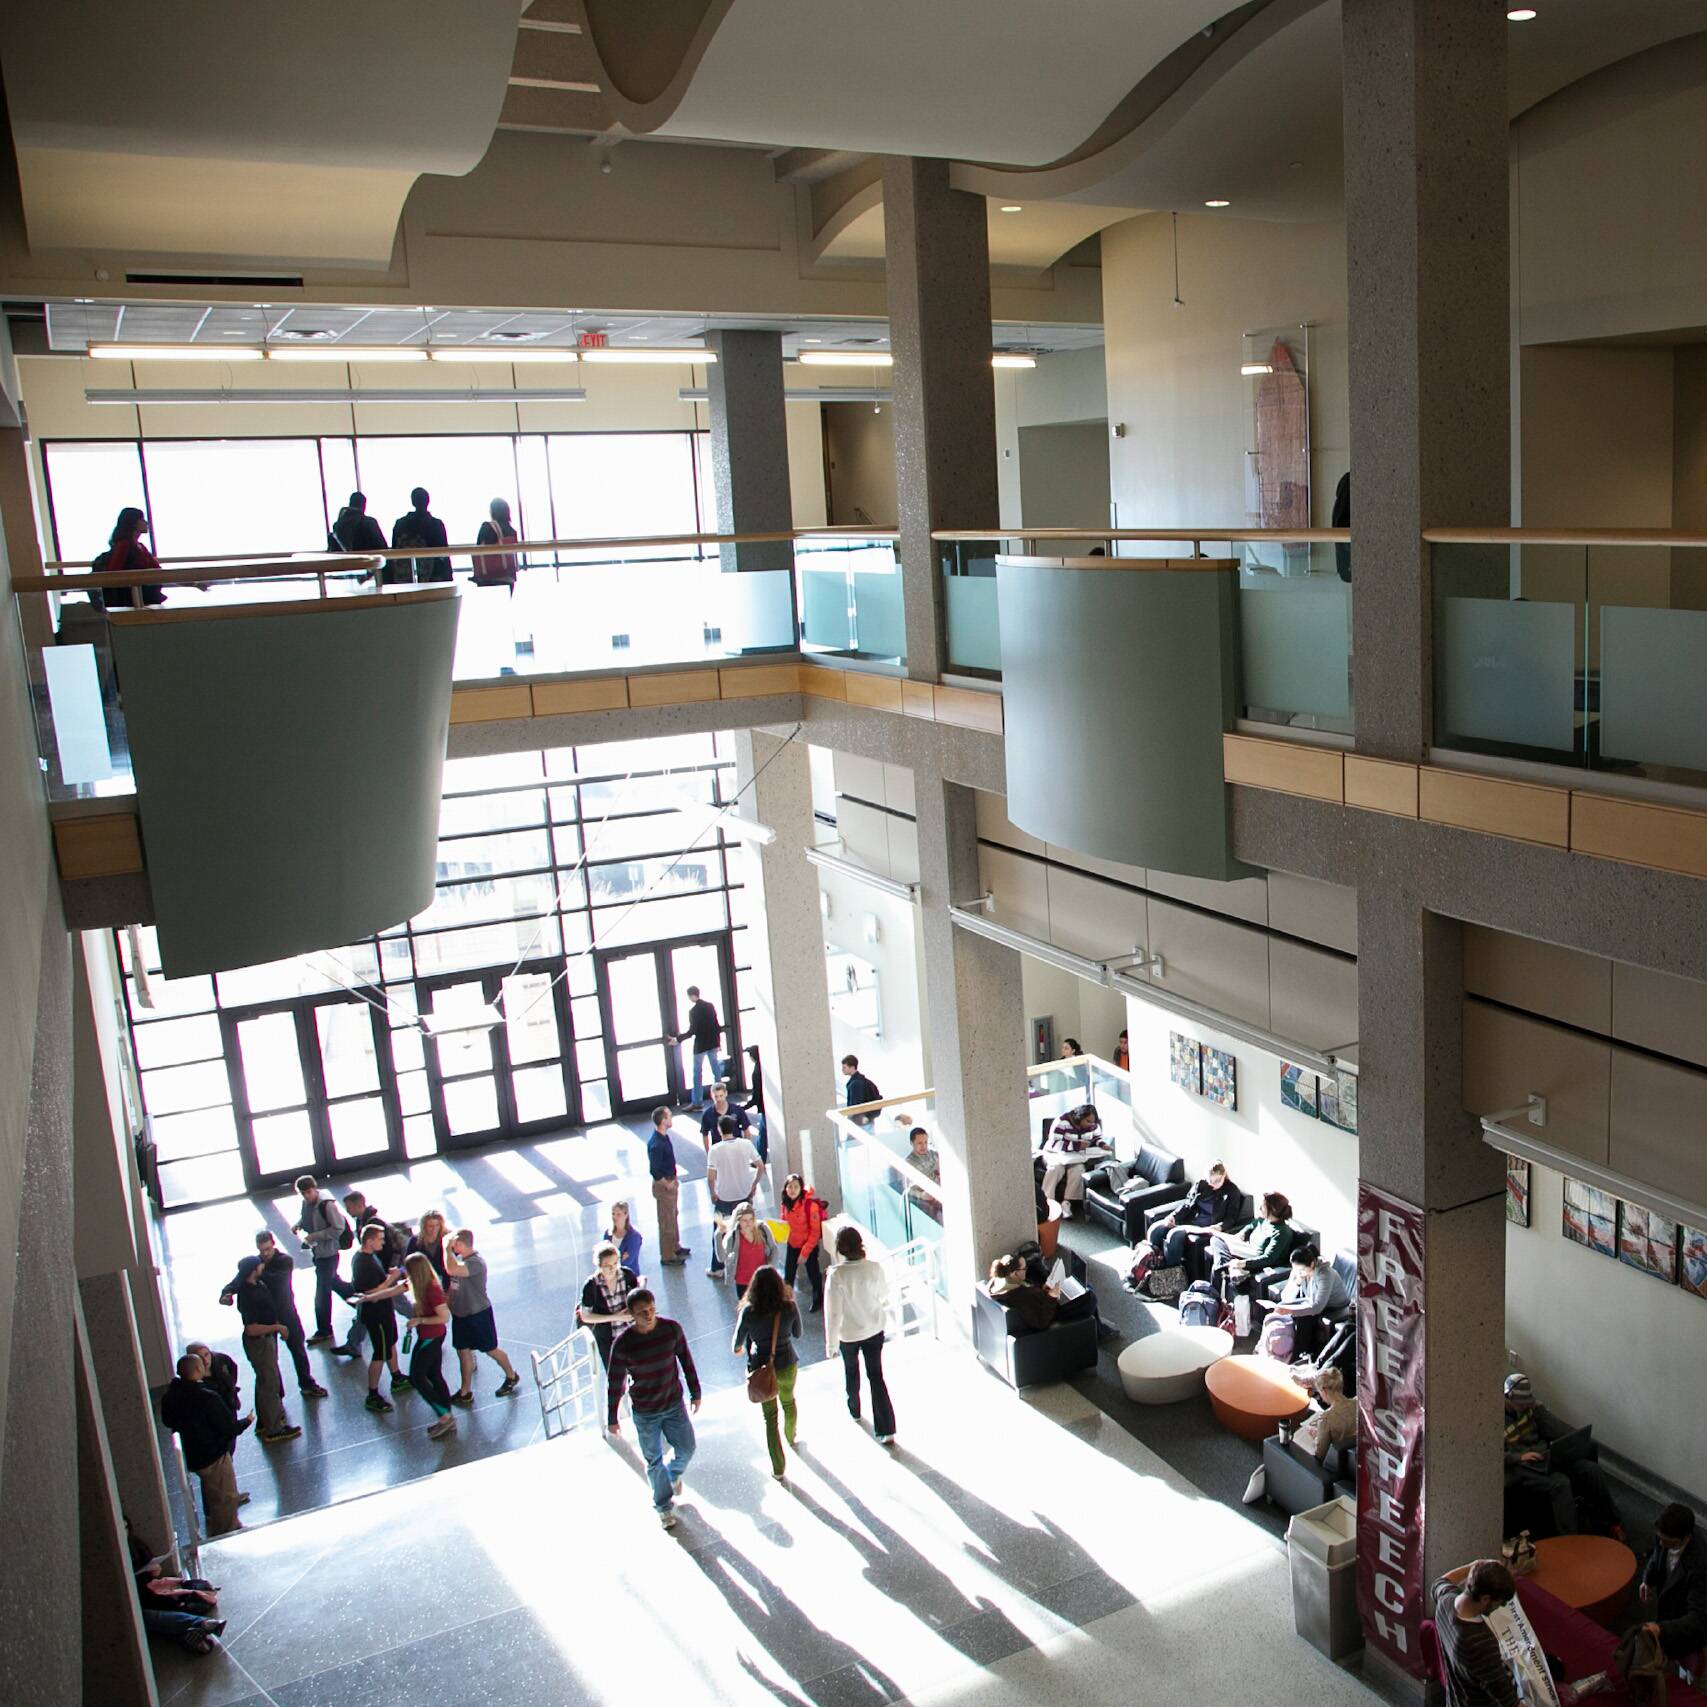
997, 554, 1240, 573
18, 553, 381, 593
34, 525, 899, 578
1424, 527, 1707, 547
106, 585, 455, 625
933, 527, 1349, 543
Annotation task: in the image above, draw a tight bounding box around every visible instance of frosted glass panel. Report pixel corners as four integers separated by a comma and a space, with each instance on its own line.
945, 575, 1001, 672
801, 568, 852, 650
1238, 580, 1351, 719
1439, 597, 1576, 750
43, 643, 115, 783
1601, 606, 1707, 771
852, 571, 905, 660
720, 568, 796, 651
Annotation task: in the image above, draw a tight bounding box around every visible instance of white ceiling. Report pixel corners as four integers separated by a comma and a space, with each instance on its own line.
39, 302, 1105, 357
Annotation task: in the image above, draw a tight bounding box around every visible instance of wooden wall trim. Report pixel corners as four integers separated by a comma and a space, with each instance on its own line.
1571, 791, 1707, 880
53, 813, 144, 880
1344, 754, 1419, 818
1417, 766, 1570, 848
1221, 733, 1344, 802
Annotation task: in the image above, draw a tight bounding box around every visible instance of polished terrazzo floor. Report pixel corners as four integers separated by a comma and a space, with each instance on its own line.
149, 1337, 1382, 1707
155, 1117, 827, 1528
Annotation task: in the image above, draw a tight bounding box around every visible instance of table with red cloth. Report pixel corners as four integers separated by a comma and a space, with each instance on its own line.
1515, 1576, 1707, 1706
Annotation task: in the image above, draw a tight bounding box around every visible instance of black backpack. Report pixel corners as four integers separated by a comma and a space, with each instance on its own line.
321, 1197, 354, 1251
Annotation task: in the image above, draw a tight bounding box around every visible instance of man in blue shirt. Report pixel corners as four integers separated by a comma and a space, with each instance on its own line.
647, 1106, 690, 1267
698, 1081, 752, 1154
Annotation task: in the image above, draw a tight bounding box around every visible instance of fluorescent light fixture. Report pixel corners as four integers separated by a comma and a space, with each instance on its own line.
88, 343, 263, 362
267, 346, 427, 363
1506, 7, 1537, 18
428, 347, 579, 364
678, 387, 891, 404
85, 388, 586, 405
799, 350, 895, 367
579, 347, 717, 364
1000, 204, 1024, 213
421, 1002, 503, 1037
1241, 362, 1275, 376
1204, 198, 1231, 208
807, 845, 920, 902
992, 354, 1037, 369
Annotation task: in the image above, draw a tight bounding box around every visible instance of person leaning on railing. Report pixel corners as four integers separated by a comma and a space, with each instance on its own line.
91, 507, 166, 609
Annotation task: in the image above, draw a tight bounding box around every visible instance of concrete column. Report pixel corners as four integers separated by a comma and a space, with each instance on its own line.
913, 773, 1035, 1317
77, 1294, 158, 1707
882, 157, 999, 682
733, 728, 840, 1207
1343, 0, 1510, 761
704, 327, 792, 580
80, 1272, 174, 1562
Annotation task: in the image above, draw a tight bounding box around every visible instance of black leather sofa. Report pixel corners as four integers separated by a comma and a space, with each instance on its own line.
1262, 1433, 1358, 1516
972, 1248, 1097, 1389
1138, 1191, 1256, 1280
1082, 1143, 1186, 1242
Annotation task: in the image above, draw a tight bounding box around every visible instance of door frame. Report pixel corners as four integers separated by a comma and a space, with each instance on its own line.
593, 932, 740, 1116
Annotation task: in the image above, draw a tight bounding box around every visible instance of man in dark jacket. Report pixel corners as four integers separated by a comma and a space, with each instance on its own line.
677, 984, 724, 1108
160, 1353, 249, 1536
219, 1232, 327, 1399
391, 487, 451, 584
328, 490, 387, 560
1502, 1372, 1621, 1538
1641, 1503, 1707, 1667
1145, 1163, 1242, 1272
841, 1054, 881, 1114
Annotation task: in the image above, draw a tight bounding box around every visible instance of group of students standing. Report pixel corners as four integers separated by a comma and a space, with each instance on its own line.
327, 488, 521, 588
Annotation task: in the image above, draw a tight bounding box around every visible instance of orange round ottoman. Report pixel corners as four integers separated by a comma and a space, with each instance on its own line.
1205, 1354, 1311, 1441
1531, 1536, 1638, 1626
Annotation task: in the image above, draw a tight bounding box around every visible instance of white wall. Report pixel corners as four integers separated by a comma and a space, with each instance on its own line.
1507, 1163, 1707, 1500
995, 345, 1110, 529
1122, 995, 1358, 1256
816, 869, 926, 1103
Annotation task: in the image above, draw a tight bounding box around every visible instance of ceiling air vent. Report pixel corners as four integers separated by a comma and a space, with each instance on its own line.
124, 272, 305, 288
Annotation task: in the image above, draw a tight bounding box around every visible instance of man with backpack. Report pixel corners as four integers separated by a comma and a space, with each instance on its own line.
339, 1191, 414, 1333
291, 1176, 357, 1348
390, 487, 451, 583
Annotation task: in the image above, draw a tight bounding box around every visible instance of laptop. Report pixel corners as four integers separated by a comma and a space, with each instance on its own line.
1549, 1424, 1594, 1469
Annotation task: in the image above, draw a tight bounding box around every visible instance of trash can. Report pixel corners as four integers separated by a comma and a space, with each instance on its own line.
1286, 1495, 1362, 1661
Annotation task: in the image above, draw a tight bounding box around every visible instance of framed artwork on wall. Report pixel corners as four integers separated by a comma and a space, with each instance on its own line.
1280, 1062, 1317, 1117
1618, 1202, 1679, 1284
1202, 1046, 1237, 1110
1169, 1031, 1202, 1094
1562, 1177, 1616, 1257
1322, 1069, 1357, 1134
1505, 1157, 1530, 1227
1681, 1226, 1707, 1301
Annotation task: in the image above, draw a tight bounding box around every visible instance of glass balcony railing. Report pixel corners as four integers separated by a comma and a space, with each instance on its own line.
936, 531, 1353, 735
1431, 531, 1707, 787
793, 532, 906, 667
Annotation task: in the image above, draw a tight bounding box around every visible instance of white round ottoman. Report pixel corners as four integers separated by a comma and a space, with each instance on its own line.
1117, 1325, 1235, 1404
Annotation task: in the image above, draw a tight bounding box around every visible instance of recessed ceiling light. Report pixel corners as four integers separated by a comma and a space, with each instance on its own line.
1507, 7, 1537, 18
274, 327, 336, 341
1204, 199, 1231, 208
803, 338, 822, 343
73, 297, 94, 304
1000, 205, 1024, 214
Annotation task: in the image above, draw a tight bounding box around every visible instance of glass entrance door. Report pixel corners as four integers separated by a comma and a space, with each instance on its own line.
595, 934, 737, 1115
419, 959, 576, 1150
223, 996, 400, 1190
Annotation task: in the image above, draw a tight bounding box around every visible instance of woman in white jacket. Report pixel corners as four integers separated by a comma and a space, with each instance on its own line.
823, 1225, 897, 1444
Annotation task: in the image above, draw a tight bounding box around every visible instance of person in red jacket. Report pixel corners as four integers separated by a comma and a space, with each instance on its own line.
779, 1174, 826, 1314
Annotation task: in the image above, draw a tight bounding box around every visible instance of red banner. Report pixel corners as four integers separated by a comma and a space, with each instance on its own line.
1355, 1183, 1427, 1676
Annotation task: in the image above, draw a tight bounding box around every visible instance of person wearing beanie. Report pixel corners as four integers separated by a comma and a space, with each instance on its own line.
1502, 1371, 1622, 1539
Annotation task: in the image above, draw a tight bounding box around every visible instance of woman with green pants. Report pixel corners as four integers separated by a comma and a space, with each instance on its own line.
732, 1265, 802, 1480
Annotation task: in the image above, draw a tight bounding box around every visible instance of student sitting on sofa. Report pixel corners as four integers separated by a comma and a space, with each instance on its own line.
987, 1253, 1110, 1339
1038, 1104, 1103, 1219
1145, 1162, 1243, 1273
1266, 1243, 1351, 1359
1208, 1192, 1297, 1300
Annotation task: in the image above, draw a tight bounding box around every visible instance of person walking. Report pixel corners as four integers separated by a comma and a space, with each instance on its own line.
647, 1107, 690, 1266
445, 1228, 521, 1403
676, 984, 724, 1108
346, 1220, 412, 1412
328, 490, 386, 557
732, 1266, 803, 1482
722, 1203, 780, 1298
605, 1199, 643, 1274
403, 1252, 458, 1440
220, 1232, 326, 1399
473, 496, 520, 591
606, 1289, 701, 1529
742, 1043, 768, 1161
391, 487, 451, 584
291, 1175, 356, 1348
577, 1241, 641, 1369
160, 1352, 250, 1536
706, 1115, 765, 1279
824, 1225, 897, 1445
231, 1256, 304, 1444
778, 1174, 827, 1312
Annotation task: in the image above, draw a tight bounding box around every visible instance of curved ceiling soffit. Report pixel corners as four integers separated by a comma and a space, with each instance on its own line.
581, 0, 737, 135
809, 176, 885, 266
951, 0, 1329, 206
2, 0, 520, 265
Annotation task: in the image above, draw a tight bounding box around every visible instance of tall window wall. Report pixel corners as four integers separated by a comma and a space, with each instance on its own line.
121, 735, 764, 1209
42, 430, 714, 563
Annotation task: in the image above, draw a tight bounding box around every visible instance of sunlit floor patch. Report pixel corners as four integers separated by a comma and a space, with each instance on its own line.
151, 1338, 1380, 1707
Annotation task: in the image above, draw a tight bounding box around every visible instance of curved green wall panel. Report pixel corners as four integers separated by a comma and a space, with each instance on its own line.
109, 593, 459, 978
995, 558, 1246, 882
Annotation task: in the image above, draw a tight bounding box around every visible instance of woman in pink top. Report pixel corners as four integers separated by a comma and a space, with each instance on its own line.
722, 1204, 778, 1295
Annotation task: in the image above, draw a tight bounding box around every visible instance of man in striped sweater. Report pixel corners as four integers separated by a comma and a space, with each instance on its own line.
1431, 1560, 1519, 1706
606, 1290, 702, 1529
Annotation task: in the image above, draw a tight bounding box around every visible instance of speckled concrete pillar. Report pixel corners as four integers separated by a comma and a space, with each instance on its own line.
1343, 0, 1510, 762
882, 157, 999, 681
914, 773, 1036, 1320
79, 1271, 174, 1565
734, 728, 840, 1208
705, 329, 792, 578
